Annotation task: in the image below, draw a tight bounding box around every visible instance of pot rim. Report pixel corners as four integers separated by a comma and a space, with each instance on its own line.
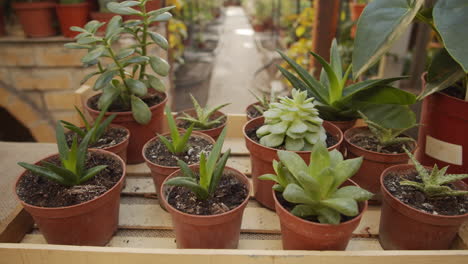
380, 164, 468, 219
56, 2, 89, 8
245, 102, 263, 119
142, 131, 216, 169
243, 116, 344, 154
66, 124, 131, 151
421, 72, 468, 105
161, 165, 251, 219
177, 108, 227, 133
14, 149, 126, 211
12, 2, 56, 9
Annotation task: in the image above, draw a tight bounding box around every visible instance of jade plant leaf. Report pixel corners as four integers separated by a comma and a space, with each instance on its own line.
131, 95, 151, 125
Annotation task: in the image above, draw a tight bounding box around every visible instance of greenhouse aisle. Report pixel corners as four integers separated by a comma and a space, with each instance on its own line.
206, 6, 263, 114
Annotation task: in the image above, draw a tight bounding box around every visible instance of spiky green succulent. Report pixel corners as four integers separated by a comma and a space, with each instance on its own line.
177, 94, 229, 130
256, 89, 326, 151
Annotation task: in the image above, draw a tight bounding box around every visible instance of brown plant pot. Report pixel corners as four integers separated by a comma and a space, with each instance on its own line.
328, 119, 357, 132
344, 126, 416, 203
252, 23, 265, 32
246, 102, 263, 121
90, 12, 117, 33
0, 6, 6, 36
142, 131, 215, 209
379, 164, 468, 250
176, 108, 227, 141
13, 2, 57, 38
14, 149, 126, 246
161, 165, 251, 249
274, 179, 368, 250
56, 3, 90, 38
85, 92, 168, 164
243, 116, 343, 210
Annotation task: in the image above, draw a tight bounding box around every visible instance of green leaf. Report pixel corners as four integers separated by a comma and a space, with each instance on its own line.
316, 168, 335, 199
308, 142, 330, 178
55, 122, 69, 162
74, 105, 90, 130
149, 56, 170, 76
332, 186, 373, 201
283, 184, 316, 205
82, 46, 105, 64
94, 70, 118, 91
321, 198, 359, 217
332, 157, 363, 190
70, 26, 86, 33
17, 162, 70, 186
107, 2, 142, 16
125, 79, 147, 97
341, 77, 408, 100
77, 36, 101, 45
258, 173, 280, 183
64, 43, 92, 49
40, 161, 78, 185
259, 133, 284, 148
122, 56, 150, 65
131, 95, 152, 124
84, 20, 104, 33
120, 1, 140, 7
291, 205, 317, 218
309, 51, 341, 103
164, 177, 209, 200
79, 165, 107, 184
177, 160, 195, 179
285, 137, 304, 151
147, 6, 176, 17
352, 0, 424, 78
147, 75, 165, 92
98, 83, 120, 109
116, 48, 136, 59
330, 39, 343, 81
158, 135, 175, 153
105, 15, 122, 39
175, 125, 193, 153
204, 127, 227, 187
76, 127, 95, 177
149, 12, 173, 23
209, 150, 231, 195
352, 86, 417, 105
317, 207, 341, 224
329, 149, 343, 167
80, 71, 100, 85
149, 32, 168, 50
359, 104, 416, 129
164, 105, 179, 144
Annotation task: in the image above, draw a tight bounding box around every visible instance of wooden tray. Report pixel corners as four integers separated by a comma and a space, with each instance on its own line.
1, 115, 467, 264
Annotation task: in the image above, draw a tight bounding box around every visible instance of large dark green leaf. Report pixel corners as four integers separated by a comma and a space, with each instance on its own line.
131, 95, 151, 124
309, 51, 341, 103
341, 77, 407, 100
351, 86, 417, 105
149, 56, 170, 76
360, 104, 416, 129
125, 79, 147, 96
352, 0, 424, 77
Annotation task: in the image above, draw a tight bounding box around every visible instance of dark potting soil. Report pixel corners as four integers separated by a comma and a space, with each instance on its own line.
247, 104, 264, 120
384, 171, 468, 216
144, 136, 213, 167
349, 130, 414, 154
442, 86, 465, 100
177, 113, 227, 131
167, 172, 248, 215
246, 126, 338, 150
87, 93, 164, 112
65, 127, 128, 149
16, 152, 123, 208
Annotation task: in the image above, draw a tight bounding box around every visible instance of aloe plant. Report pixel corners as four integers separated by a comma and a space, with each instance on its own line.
400, 148, 468, 197
177, 94, 229, 130
259, 143, 373, 224
18, 123, 107, 187
256, 89, 326, 151
158, 106, 194, 154
249, 89, 276, 115
164, 128, 230, 200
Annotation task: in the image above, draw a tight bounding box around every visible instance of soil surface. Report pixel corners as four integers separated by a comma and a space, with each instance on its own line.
167, 172, 248, 215
442, 86, 465, 100
349, 130, 414, 154
88, 92, 164, 112
65, 127, 128, 149
246, 104, 264, 120
17, 152, 123, 208
144, 136, 213, 167
384, 170, 468, 216
177, 114, 227, 131
246, 126, 338, 150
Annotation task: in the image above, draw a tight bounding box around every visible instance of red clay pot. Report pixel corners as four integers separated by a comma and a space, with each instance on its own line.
90, 12, 117, 33
177, 108, 227, 141
13, 2, 57, 38
86, 0, 98, 12
274, 179, 368, 250
0, 6, 6, 36
161, 165, 251, 249
246, 102, 263, 121
252, 23, 265, 32
56, 3, 89, 38
328, 119, 357, 132
143, 131, 215, 209
344, 126, 416, 203
350, 3, 366, 38
379, 164, 468, 250
243, 116, 343, 210
85, 92, 168, 164
15, 149, 126, 246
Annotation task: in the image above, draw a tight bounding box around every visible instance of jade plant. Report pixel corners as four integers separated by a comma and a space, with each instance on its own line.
65, 1, 175, 124
256, 89, 326, 151
259, 143, 373, 224
158, 106, 194, 154
401, 148, 468, 197
18, 123, 107, 187
178, 94, 229, 130
164, 128, 230, 200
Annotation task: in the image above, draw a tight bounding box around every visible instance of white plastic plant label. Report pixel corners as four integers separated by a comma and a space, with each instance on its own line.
425, 136, 463, 166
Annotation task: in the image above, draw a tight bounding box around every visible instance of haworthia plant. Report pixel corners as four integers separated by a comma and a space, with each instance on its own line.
177, 94, 229, 130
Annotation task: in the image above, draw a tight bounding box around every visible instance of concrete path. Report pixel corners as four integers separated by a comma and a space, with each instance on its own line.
206, 7, 263, 114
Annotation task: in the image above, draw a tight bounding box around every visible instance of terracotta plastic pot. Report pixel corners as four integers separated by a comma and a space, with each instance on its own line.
246, 102, 263, 121
274, 179, 368, 250
85, 92, 168, 164
328, 119, 357, 132
243, 116, 343, 210
252, 23, 265, 32
90, 12, 117, 33
15, 149, 126, 246
177, 108, 227, 141
56, 3, 89, 38
13, 2, 57, 38
143, 131, 215, 209
379, 164, 468, 250
350, 3, 366, 38
161, 165, 251, 249
344, 126, 416, 202
0, 6, 6, 36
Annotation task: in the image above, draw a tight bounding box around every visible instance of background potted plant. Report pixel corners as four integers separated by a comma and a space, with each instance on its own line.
90, 0, 118, 33
161, 128, 251, 249
12, 0, 57, 38
66, 2, 173, 163
243, 89, 343, 209
16, 122, 126, 246
353, 0, 468, 177
143, 106, 215, 208
56, 0, 89, 38
246, 89, 275, 121
379, 149, 468, 250
260, 143, 372, 250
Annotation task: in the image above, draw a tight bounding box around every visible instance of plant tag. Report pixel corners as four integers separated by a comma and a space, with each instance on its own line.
425, 136, 463, 165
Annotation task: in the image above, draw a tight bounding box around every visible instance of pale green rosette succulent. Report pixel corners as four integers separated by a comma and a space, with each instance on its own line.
256, 89, 327, 151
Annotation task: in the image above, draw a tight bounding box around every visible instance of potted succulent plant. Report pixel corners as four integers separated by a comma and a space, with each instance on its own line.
344, 111, 417, 202
56, 0, 89, 38
15, 122, 126, 246
90, 0, 118, 33
12, 0, 57, 38
66, 2, 173, 163
161, 128, 251, 249
124, 0, 162, 22
246, 89, 275, 121
353, 0, 468, 177
243, 89, 343, 210
176, 94, 229, 140
143, 106, 215, 208
379, 149, 468, 250
260, 143, 372, 250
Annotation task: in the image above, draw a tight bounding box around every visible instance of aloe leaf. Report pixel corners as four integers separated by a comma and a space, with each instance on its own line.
277, 65, 327, 104
94, 114, 116, 143
351, 86, 417, 105
40, 161, 78, 185
18, 162, 70, 186
177, 160, 196, 179
79, 165, 108, 184
209, 149, 230, 195
309, 51, 341, 103
199, 152, 208, 189
76, 127, 95, 177
205, 127, 227, 184
158, 135, 175, 153
164, 177, 209, 200
175, 124, 193, 153
330, 39, 343, 79
55, 122, 69, 162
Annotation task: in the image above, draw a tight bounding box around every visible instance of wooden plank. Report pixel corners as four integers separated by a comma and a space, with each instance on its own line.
0, 206, 33, 243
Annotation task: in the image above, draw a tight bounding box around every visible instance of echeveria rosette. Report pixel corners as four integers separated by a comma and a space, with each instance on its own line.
256, 89, 327, 151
